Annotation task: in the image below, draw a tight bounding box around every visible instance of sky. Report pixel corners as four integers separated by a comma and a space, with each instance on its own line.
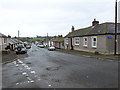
0, 0, 119, 37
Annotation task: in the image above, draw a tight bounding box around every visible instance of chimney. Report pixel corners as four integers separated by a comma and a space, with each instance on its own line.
71, 26, 75, 32
92, 19, 99, 26
8, 35, 11, 38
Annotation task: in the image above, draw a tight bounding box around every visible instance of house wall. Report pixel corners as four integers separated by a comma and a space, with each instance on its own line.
0, 37, 9, 50
0, 38, 2, 50
106, 35, 120, 54
53, 41, 64, 49
118, 1, 120, 23
64, 35, 120, 54
64, 38, 71, 49
72, 35, 107, 54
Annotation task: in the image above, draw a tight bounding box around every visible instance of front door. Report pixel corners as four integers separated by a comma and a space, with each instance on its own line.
70, 38, 73, 50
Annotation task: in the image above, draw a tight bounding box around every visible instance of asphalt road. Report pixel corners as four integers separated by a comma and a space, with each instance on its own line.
2, 44, 118, 88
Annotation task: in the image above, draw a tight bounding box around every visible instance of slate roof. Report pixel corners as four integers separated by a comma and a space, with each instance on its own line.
0, 33, 7, 38
8, 38, 18, 44
65, 23, 120, 38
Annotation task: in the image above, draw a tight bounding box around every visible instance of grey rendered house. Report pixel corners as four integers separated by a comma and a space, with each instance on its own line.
64, 19, 120, 54
0, 33, 9, 51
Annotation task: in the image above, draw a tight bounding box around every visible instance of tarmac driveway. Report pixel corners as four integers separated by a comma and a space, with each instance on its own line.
2, 44, 118, 88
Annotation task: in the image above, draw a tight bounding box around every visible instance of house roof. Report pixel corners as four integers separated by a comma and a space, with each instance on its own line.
51, 37, 64, 42
65, 23, 120, 38
0, 33, 7, 38
8, 38, 18, 44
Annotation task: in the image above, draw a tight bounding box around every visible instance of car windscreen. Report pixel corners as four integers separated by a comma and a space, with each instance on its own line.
17, 45, 24, 47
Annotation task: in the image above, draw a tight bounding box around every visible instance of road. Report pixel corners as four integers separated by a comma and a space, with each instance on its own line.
2, 44, 118, 88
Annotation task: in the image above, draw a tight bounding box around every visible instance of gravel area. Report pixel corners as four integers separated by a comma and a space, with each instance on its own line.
2, 51, 28, 63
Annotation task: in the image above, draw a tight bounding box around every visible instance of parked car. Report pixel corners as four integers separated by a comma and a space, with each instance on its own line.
5, 46, 10, 50
48, 46, 56, 51
26, 45, 31, 49
15, 44, 27, 54
37, 44, 44, 48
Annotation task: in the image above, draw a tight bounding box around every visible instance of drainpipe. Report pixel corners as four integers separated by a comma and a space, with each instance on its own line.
114, 0, 117, 55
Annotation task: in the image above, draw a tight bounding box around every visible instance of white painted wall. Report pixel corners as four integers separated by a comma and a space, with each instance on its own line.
118, 1, 120, 23
0, 38, 2, 50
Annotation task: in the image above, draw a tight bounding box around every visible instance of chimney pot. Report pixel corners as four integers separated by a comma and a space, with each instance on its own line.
71, 26, 75, 32
92, 19, 99, 26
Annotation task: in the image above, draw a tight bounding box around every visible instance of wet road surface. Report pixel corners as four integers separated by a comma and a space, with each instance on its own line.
2, 44, 118, 88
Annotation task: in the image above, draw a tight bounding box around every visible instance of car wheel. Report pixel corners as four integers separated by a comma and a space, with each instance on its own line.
16, 52, 18, 54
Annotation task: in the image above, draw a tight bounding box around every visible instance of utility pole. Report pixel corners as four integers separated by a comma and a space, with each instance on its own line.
114, 0, 117, 55
18, 30, 19, 44
47, 33, 48, 47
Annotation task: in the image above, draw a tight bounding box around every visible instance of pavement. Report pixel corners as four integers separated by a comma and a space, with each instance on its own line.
56, 49, 120, 61
2, 44, 119, 88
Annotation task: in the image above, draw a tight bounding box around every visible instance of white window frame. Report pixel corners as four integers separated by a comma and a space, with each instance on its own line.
66, 38, 69, 44
74, 37, 79, 45
83, 37, 88, 47
91, 36, 97, 48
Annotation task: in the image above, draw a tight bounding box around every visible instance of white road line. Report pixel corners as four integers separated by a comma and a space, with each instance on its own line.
18, 60, 23, 64
13, 61, 16, 64
27, 67, 31, 70
22, 72, 27, 75
48, 85, 51, 87
30, 80, 34, 83
27, 77, 32, 81
30, 71, 36, 74
22, 63, 25, 66
24, 65, 29, 68
16, 64, 19, 67
16, 83, 19, 85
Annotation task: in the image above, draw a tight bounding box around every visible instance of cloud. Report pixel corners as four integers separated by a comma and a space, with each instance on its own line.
0, 0, 115, 37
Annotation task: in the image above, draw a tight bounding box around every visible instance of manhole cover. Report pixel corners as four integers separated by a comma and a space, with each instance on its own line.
46, 66, 61, 71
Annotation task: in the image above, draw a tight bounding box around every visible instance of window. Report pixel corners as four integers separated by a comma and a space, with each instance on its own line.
92, 36, 97, 48
83, 37, 88, 47
4, 38, 7, 44
74, 37, 79, 45
66, 38, 68, 44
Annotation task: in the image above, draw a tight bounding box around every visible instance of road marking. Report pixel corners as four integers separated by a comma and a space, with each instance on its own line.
48, 85, 51, 87
18, 60, 23, 64
30, 71, 36, 74
22, 72, 27, 75
27, 67, 31, 70
27, 77, 32, 81
16, 64, 19, 67
16, 83, 19, 85
25, 74, 29, 77
24, 65, 29, 68
12, 58, 45, 86
30, 80, 34, 83
22, 63, 26, 66
13, 61, 16, 64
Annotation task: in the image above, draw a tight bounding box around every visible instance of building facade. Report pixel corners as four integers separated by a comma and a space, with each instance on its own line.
118, 1, 120, 23
0, 33, 9, 51
50, 36, 64, 49
64, 20, 120, 54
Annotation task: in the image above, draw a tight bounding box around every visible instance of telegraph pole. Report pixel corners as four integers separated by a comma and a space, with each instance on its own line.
18, 30, 19, 44
114, 0, 117, 55
47, 33, 48, 47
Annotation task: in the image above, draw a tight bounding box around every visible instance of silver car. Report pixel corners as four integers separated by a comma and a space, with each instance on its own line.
48, 46, 56, 51
15, 44, 27, 54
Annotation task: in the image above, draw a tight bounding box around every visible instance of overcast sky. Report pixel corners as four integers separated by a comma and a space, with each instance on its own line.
0, 0, 119, 37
